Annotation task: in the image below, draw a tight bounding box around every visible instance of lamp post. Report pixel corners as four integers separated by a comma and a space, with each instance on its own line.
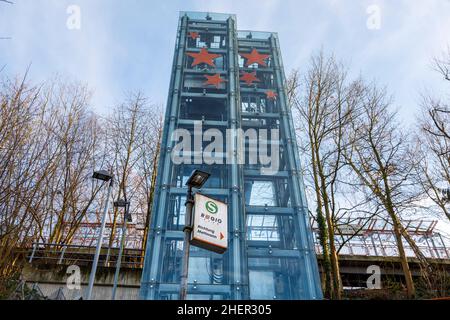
179, 170, 210, 300
86, 170, 113, 300
442, 188, 450, 204
111, 199, 131, 300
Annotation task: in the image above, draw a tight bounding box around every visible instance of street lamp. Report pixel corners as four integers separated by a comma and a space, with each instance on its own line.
86, 170, 113, 300
180, 170, 210, 300
185, 170, 211, 189
92, 170, 113, 182
441, 188, 450, 203
111, 199, 131, 300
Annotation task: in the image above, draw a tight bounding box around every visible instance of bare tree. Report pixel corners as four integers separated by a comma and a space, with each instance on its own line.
43, 81, 105, 245
0, 73, 164, 296
289, 52, 372, 299
135, 110, 163, 255
0, 76, 63, 280
104, 93, 163, 259
342, 82, 430, 298
0, 76, 106, 283
415, 48, 450, 223
433, 46, 450, 82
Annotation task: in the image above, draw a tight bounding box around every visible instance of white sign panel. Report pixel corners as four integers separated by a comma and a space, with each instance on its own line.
190, 194, 228, 254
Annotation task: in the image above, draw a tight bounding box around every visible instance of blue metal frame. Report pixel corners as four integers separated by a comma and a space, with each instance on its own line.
140, 11, 322, 300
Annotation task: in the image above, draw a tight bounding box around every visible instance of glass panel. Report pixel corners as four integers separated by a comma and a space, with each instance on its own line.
188, 257, 212, 283
237, 30, 273, 40
245, 181, 276, 206
248, 257, 302, 300
173, 164, 228, 189
247, 215, 280, 242
187, 294, 226, 300
238, 56, 244, 68
241, 95, 267, 113
182, 11, 235, 21
167, 195, 186, 230
161, 240, 225, 285
246, 211, 300, 250
249, 270, 275, 299
180, 97, 228, 121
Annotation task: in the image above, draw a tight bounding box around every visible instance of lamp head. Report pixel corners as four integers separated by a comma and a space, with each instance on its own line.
92, 170, 113, 182
113, 199, 129, 208
185, 170, 210, 189
114, 199, 132, 222
125, 213, 133, 223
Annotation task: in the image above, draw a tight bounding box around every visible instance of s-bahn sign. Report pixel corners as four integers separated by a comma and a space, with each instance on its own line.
190, 194, 228, 254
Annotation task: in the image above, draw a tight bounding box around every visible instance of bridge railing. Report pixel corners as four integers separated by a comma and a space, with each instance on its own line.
25, 242, 145, 268
315, 241, 450, 259
24, 233, 450, 270
311, 218, 450, 260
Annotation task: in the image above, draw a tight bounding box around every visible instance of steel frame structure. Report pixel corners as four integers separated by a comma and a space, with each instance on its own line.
139, 12, 322, 300
311, 218, 450, 260
26, 219, 450, 268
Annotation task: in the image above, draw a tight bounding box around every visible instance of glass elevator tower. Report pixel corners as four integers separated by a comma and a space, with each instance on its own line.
140, 11, 323, 300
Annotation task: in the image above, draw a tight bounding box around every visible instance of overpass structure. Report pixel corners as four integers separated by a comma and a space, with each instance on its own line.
18, 217, 450, 299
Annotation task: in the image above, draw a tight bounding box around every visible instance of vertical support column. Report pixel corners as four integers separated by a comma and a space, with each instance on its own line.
58, 246, 67, 265
370, 234, 379, 256
438, 233, 449, 259
29, 243, 38, 263
140, 15, 188, 300
269, 35, 323, 300
427, 237, 439, 259
227, 16, 247, 300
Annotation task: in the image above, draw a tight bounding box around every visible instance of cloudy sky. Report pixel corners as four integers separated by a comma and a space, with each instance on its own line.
1, 0, 449, 121
1, 1, 450, 237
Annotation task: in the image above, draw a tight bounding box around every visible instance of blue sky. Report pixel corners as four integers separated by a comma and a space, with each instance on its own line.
1, 1, 450, 237
1, 0, 449, 122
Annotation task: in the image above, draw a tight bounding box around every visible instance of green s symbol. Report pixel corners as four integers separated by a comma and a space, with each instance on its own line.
205, 201, 218, 214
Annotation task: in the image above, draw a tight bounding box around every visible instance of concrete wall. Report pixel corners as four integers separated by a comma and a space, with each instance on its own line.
21, 263, 142, 300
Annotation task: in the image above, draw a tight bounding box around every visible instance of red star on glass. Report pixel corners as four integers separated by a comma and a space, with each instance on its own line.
204, 73, 226, 88
186, 48, 221, 67
188, 32, 200, 40
266, 90, 278, 100
240, 71, 260, 86
240, 48, 270, 67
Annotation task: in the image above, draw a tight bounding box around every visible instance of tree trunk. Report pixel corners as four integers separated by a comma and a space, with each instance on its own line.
392, 219, 415, 298
316, 148, 342, 299
316, 207, 332, 298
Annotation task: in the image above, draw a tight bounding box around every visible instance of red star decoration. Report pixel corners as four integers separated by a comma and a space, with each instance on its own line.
186, 48, 221, 67
266, 90, 278, 100
240, 48, 270, 67
240, 71, 260, 86
204, 73, 226, 88
188, 32, 200, 40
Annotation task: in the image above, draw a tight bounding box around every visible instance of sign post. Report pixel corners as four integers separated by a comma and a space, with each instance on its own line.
179, 191, 228, 300
190, 194, 228, 254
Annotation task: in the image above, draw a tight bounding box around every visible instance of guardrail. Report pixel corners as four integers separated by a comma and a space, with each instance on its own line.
26, 242, 145, 269
24, 239, 450, 271
315, 242, 450, 260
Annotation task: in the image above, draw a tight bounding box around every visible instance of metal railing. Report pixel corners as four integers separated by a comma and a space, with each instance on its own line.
26, 242, 145, 269
24, 217, 450, 270
311, 218, 450, 260
315, 242, 450, 260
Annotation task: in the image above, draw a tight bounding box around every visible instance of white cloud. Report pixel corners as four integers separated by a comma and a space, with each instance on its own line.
1, 0, 449, 119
